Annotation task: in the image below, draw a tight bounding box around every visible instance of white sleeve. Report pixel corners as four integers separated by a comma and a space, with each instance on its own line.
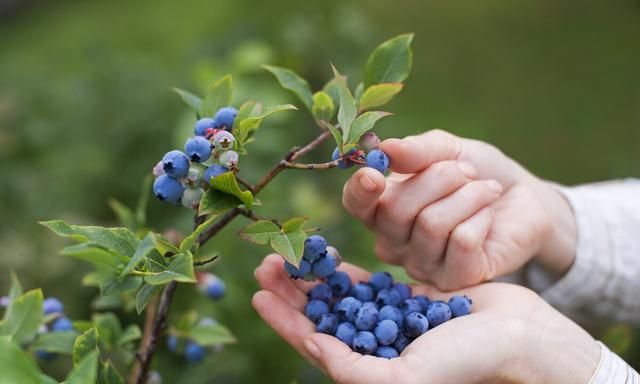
589, 342, 639, 384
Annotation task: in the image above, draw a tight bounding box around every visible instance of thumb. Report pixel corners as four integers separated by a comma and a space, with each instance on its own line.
381, 129, 462, 174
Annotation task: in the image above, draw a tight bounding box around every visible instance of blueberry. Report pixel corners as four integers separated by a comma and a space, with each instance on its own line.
414, 295, 431, 313
184, 341, 205, 363
366, 149, 390, 173
426, 301, 452, 327
166, 335, 178, 352
375, 346, 399, 359
311, 254, 336, 278
308, 283, 333, 303
359, 132, 381, 152
327, 271, 352, 297
184, 136, 212, 163
181, 187, 204, 209
184, 166, 204, 186
361, 301, 378, 311
331, 298, 342, 314
369, 272, 393, 293
403, 312, 429, 338
374, 319, 398, 346
43, 297, 64, 315
400, 299, 423, 316
393, 332, 412, 353
331, 147, 357, 169
303, 235, 327, 262
214, 107, 238, 130
392, 283, 412, 301
326, 245, 342, 266
51, 316, 74, 332
153, 175, 184, 204
336, 297, 362, 322
219, 150, 239, 168
162, 150, 190, 179
375, 288, 402, 307
284, 259, 312, 279
350, 283, 374, 302
205, 277, 225, 300
353, 331, 378, 355
36, 350, 57, 361
354, 305, 378, 331
203, 164, 229, 184
378, 305, 403, 327
316, 313, 339, 335
305, 300, 330, 322
448, 295, 473, 317
194, 118, 218, 136
335, 322, 357, 346
213, 130, 235, 151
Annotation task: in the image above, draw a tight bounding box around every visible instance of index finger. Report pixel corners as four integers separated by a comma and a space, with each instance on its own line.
381, 129, 462, 174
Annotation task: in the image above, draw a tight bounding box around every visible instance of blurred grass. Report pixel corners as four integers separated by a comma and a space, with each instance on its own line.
0, 0, 639, 382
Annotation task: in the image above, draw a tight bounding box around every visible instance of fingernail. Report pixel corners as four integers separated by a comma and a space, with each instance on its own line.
487, 180, 502, 193
359, 174, 377, 192
457, 161, 477, 178
304, 339, 320, 359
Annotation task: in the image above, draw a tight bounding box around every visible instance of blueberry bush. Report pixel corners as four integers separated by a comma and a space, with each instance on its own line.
0, 34, 415, 383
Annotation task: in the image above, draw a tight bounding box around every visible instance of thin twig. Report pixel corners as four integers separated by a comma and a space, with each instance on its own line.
193, 255, 219, 266
282, 159, 340, 170
235, 174, 255, 193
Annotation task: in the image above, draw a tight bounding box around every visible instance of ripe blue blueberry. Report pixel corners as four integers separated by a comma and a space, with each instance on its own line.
43, 297, 64, 315
303, 235, 327, 262
378, 305, 403, 327
184, 341, 205, 363
366, 149, 390, 173
402, 312, 429, 338
326, 271, 352, 297
400, 299, 423, 316
414, 295, 431, 313
448, 295, 473, 317
194, 118, 218, 136
331, 298, 342, 314
181, 187, 204, 209
361, 301, 378, 311
368, 272, 393, 293
375, 346, 399, 359
350, 283, 374, 302
352, 331, 378, 355
392, 283, 412, 301
203, 164, 229, 184
205, 277, 225, 300
335, 322, 357, 346
393, 332, 412, 353
162, 150, 190, 179
213, 130, 235, 151
331, 147, 357, 169
153, 175, 184, 204
166, 335, 178, 352
184, 136, 212, 163
354, 305, 378, 331
214, 107, 238, 130
219, 150, 239, 168
311, 254, 336, 278
308, 283, 333, 303
426, 301, 452, 327
305, 300, 329, 322
316, 313, 339, 335
51, 316, 74, 332
374, 319, 399, 346
375, 288, 402, 307
284, 259, 312, 279
337, 297, 362, 322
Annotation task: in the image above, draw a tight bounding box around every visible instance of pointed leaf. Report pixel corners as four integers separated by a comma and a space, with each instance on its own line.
144, 252, 196, 285
121, 232, 156, 276
364, 33, 414, 87
116, 325, 142, 346
263, 65, 313, 110
171, 87, 203, 111
0, 289, 43, 344
67, 350, 99, 384
6, 272, 23, 313
97, 360, 125, 384
209, 171, 253, 209
318, 120, 342, 151
232, 100, 258, 131
100, 275, 142, 296
347, 111, 392, 144
237, 220, 281, 245
174, 310, 199, 333
354, 82, 365, 101
236, 104, 298, 145
0, 338, 45, 384
270, 229, 306, 267
72, 328, 98, 366
135, 284, 161, 314
30, 331, 78, 354
312, 91, 335, 122
322, 77, 342, 109
358, 83, 404, 111
152, 235, 179, 257
331, 65, 357, 144
187, 323, 236, 346
199, 75, 233, 117
180, 216, 217, 252
107, 198, 136, 230
198, 189, 242, 217
60, 243, 128, 270
281, 217, 308, 232
40, 220, 139, 256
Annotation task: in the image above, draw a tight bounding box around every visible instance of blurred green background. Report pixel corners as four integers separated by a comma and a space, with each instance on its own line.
1, 0, 639, 382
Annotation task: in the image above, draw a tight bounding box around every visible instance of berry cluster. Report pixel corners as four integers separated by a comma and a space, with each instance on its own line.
166, 318, 224, 363
331, 132, 391, 173
152, 106, 240, 208
283, 235, 343, 280
284, 243, 473, 359
37, 297, 76, 360
196, 272, 226, 300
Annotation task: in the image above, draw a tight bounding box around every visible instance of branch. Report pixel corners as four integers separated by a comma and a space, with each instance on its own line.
193, 255, 219, 266
282, 159, 340, 170
235, 174, 255, 193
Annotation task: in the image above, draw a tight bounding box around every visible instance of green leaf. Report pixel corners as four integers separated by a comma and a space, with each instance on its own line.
30, 331, 78, 354
0, 289, 43, 344
354, 82, 365, 101
39, 374, 58, 384
0, 338, 45, 384
144, 252, 196, 285
92, 312, 121, 347
107, 198, 136, 231
347, 111, 392, 144
263, 65, 313, 110
152, 235, 179, 257
199, 75, 233, 118
100, 275, 142, 296
61, 243, 128, 271
171, 87, 203, 111
358, 83, 404, 111
209, 171, 253, 209
67, 350, 99, 384
187, 323, 236, 346
180, 216, 217, 253
116, 325, 141, 346
281, 217, 308, 232
174, 310, 199, 333
318, 120, 342, 151
135, 174, 153, 227
364, 33, 414, 87
6, 272, 23, 315
237, 220, 281, 245
121, 232, 156, 275
270, 230, 306, 267
72, 328, 98, 366
232, 100, 258, 131
330, 65, 357, 145
311, 91, 335, 122
135, 284, 161, 314
322, 77, 342, 109
97, 360, 125, 384
40, 220, 139, 256
235, 104, 298, 145
198, 189, 242, 217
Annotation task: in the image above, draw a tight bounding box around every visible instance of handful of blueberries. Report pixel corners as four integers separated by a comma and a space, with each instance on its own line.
284, 235, 472, 359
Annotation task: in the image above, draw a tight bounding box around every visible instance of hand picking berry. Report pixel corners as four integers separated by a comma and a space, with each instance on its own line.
365, 149, 390, 173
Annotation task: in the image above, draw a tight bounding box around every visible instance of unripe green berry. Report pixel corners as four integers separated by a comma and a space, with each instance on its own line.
219, 150, 239, 168
181, 188, 205, 209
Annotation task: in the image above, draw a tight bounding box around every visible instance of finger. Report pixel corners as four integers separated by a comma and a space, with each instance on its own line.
381, 129, 462, 174
305, 333, 404, 384
406, 179, 502, 282
374, 160, 477, 248
342, 167, 386, 228
254, 255, 309, 310
374, 236, 404, 265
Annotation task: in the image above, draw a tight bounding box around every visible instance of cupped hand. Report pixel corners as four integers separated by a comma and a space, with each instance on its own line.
252, 254, 599, 384
342, 129, 576, 290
